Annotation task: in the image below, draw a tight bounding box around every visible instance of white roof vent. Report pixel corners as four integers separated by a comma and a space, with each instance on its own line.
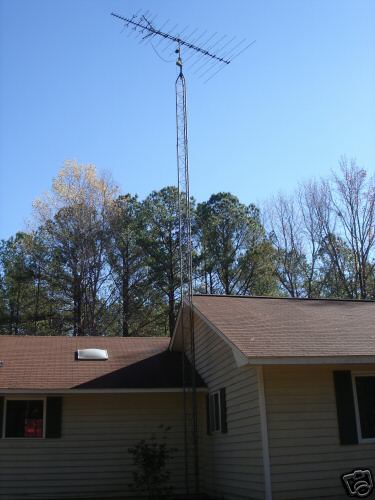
77, 348, 108, 361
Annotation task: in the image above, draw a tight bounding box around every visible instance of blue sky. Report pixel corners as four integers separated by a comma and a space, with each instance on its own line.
0, 0, 374, 239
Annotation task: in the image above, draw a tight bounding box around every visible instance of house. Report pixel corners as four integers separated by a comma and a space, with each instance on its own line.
0, 336, 206, 499
171, 295, 375, 500
1, 296, 375, 500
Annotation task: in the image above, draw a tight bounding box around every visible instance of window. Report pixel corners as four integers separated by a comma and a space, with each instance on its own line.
5, 399, 45, 438
207, 388, 227, 434
209, 392, 221, 432
353, 375, 375, 442
1, 397, 62, 439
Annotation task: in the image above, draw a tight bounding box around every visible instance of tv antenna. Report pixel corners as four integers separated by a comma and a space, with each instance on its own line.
111, 10, 254, 495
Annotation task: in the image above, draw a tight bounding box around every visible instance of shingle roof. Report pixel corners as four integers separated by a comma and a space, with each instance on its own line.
191, 295, 375, 359
0, 336, 205, 391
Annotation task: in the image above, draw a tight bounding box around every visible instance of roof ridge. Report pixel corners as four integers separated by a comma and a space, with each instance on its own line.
192, 294, 375, 304
0, 335, 171, 339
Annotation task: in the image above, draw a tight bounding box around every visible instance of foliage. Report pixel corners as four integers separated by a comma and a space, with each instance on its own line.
264, 158, 375, 298
29, 161, 118, 335
107, 194, 152, 336
128, 425, 176, 499
139, 186, 195, 334
196, 192, 277, 295
0, 233, 35, 334
1, 158, 374, 337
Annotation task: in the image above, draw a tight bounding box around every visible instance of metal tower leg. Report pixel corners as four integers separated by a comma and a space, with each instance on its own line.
175, 49, 199, 496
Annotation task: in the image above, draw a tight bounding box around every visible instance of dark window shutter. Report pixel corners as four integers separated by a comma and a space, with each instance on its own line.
206, 394, 211, 435
46, 397, 62, 438
333, 371, 358, 445
0, 397, 3, 438
220, 388, 228, 434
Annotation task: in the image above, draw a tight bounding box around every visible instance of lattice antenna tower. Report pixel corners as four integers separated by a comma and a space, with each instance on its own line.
111, 11, 254, 495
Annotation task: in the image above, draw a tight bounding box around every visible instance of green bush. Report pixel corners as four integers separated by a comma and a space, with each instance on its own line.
128, 425, 177, 499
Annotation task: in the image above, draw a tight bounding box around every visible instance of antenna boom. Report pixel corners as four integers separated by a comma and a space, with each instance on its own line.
111, 12, 231, 64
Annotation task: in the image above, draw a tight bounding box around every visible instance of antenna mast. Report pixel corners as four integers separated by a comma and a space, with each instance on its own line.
111, 11, 254, 494
175, 43, 198, 493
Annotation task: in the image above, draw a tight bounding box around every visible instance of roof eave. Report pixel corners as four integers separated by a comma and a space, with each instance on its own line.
246, 355, 375, 365
0, 387, 208, 394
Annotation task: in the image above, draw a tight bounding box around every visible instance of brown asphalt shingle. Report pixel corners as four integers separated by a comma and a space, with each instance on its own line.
0, 336, 205, 390
192, 295, 375, 359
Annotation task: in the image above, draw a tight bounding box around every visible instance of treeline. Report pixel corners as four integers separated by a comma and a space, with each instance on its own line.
0, 158, 374, 337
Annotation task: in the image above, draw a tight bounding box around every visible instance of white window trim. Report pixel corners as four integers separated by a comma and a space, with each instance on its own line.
209, 390, 222, 434
2, 396, 47, 439
351, 372, 375, 444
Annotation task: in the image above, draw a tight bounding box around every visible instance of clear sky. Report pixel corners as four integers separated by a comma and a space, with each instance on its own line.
0, 0, 374, 240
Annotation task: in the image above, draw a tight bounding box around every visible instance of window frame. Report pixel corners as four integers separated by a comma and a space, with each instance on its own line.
2, 396, 47, 439
208, 390, 221, 434
352, 372, 375, 444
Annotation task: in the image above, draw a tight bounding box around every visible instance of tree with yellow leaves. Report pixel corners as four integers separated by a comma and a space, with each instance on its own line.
31, 161, 118, 335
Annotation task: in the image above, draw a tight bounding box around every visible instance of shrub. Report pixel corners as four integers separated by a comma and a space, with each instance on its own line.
128, 425, 177, 499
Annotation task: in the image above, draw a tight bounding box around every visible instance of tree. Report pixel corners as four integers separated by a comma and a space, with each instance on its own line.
3, 157, 371, 337
139, 187, 192, 335
0, 233, 35, 334
31, 161, 118, 335
331, 159, 375, 298
297, 183, 325, 297
318, 234, 358, 298
301, 159, 375, 299
265, 194, 306, 297
197, 193, 276, 295
266, 159, 375, 300
107, 194, 161, 336
264, 191, 328, 298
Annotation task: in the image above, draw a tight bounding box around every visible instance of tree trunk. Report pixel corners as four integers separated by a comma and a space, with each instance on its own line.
168, 292, 175, 336
73, 275, 83, 336
33, 265, 41, 335
122, 247, 130, 337
14, 288, 20, 335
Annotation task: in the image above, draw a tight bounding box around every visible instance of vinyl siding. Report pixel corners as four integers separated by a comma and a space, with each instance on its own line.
264, 364, 375, 500
185, 314, 265, 500
0, 392, 201, 500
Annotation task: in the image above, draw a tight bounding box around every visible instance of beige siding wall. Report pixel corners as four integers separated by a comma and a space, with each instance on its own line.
264, 364, 375, 500
0, 392, 201, 500
186, 314, 265, 500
